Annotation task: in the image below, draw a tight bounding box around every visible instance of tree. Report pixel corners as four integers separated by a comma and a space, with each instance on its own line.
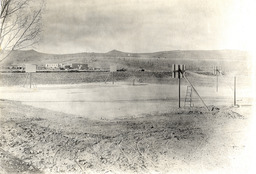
0, 0, 44, 62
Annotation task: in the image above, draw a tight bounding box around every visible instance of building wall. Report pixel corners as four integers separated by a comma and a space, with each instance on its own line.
45, 64, 59, 69
71, 63, 88, 70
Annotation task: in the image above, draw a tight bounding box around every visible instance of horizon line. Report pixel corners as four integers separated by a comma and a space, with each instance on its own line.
12, 48, 248, 55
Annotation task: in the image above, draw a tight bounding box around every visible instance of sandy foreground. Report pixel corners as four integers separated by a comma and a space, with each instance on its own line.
0, 82, 255, 173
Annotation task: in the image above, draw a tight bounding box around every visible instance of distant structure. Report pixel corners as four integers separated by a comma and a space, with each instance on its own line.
44, 63, 88, 70
45, 63, 59, 69
71, 63, 88, 70
10, 65, 24, 70
1, 62, 97, 72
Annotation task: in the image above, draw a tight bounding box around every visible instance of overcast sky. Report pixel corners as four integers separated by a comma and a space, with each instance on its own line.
36, 0, 254, 54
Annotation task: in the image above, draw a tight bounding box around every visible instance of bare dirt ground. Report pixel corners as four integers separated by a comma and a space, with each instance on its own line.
0, 99, 254, 174
0, 80, 252, 119
0, 77, 255, 174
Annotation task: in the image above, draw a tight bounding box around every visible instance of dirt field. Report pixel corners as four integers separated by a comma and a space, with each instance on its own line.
0, 74, 254, 173
0, 79, 252, 118
0, 71, 251, 87
1, 100, 254, 173
0, 72, 173, 86
0, 99, 254, 174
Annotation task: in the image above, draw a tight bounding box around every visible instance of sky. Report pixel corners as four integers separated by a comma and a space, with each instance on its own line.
36, 0, 255, 54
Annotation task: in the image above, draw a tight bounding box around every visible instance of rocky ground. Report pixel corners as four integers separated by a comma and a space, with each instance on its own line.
0, 99, 253, 174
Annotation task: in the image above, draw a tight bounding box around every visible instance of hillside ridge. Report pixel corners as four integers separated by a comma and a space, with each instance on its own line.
0, 49, 249, 74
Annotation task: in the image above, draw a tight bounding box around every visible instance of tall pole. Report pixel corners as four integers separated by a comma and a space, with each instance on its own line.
178, 77, 181, 108
178, 66, 181, 108
234, 76, 236, 106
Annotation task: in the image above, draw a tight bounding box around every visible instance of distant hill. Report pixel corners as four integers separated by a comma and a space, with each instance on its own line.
0, 49, 250, 74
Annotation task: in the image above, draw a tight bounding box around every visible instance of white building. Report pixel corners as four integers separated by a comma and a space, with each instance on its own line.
45, 64, 60, 69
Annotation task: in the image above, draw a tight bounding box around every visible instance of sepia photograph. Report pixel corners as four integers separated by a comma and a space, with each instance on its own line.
0, 0, 255, 173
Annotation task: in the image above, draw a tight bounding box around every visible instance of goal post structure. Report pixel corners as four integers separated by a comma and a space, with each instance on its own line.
104, 65, 118, 84
172, 64, 209, 111
24, 64, 37, 88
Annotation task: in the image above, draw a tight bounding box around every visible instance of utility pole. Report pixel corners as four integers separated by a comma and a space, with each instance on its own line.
172, 64, 186, 109
178, 65, 181, 108
178, 77, 181, 108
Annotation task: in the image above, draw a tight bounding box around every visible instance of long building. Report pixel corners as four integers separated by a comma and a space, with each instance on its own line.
45, 63, 60, 69
71, 63, 88, 70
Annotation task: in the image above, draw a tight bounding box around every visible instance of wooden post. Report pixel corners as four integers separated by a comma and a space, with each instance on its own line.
178, 66, 181, 108
178, 77, 181, 108
234, 76, 236, 106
